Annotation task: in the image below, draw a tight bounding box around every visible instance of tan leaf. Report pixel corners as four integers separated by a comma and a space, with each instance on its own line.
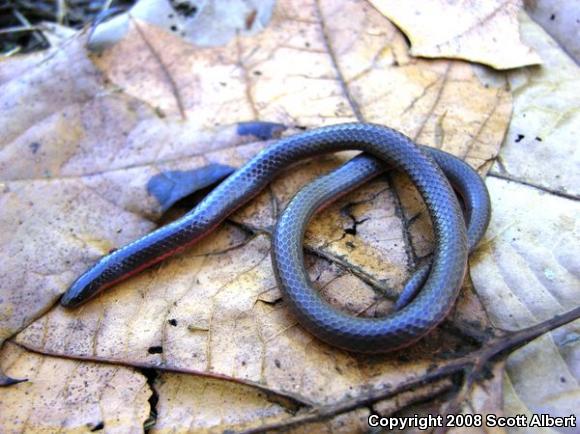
469, 15, 580, 430
89, 0, 276, 51
471, 177, 580, 422
152, 372, 371, 433
152, 374, 292, 432
92, 0, 511, 155
0, 57, 278, 348
1, 0, 515, 431
524, 0, 580, 63
447, 362, 507, 434
471, 178, 579, 329
3, 0, 508, 355
369, 0, 541, 70
489, 13, 579, 197
0, 342, 150, 432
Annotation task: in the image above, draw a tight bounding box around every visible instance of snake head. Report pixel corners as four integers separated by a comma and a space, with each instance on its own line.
61, 260, 117, 308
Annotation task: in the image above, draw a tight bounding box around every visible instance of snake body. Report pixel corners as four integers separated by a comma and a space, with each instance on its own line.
61, 123, 490, 352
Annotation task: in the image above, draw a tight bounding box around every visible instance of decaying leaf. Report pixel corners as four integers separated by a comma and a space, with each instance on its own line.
490, 13, 579, 197
446, 362, 507, 434
151, 372, 372, 433
152, 373, 293, 432
524, 0, 580, 63
6, 0, 578, 432
1, 2, 512, 422
89, 0, 276, 51
469, 16, 580, 429
0, 342, 150, 432
369, 0, 542, 69
471, 178, 579, 329
471, 177, 580, 422
0, 68, 278, 358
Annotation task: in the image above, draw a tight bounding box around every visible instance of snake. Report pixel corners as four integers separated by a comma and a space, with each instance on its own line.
61, 123, 490, 353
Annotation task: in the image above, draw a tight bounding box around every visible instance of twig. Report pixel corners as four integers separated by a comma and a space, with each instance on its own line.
11, 7, 46, 47
56, 0, 67, 25
0, 25, 42, 35
101, 0, 115, 12
240, 306, 580, 433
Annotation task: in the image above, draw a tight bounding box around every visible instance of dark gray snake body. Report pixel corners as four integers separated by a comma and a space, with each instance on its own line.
61, 123, 490, 353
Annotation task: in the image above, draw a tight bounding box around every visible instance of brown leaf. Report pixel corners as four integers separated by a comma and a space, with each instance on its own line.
369, 0, 541, 70
0, 342, 150, 432
89, 0, 275, 51
489, 13, 579, 197
153, 370, 373, 433
470, 177, 580, 421
152, 374, 293, 432
1, 0, 514, 430
91, 1, 511, 154
470, 15, 580, 428
446, 362, 507, 434
16, 225, 469, 403
0, 50, 279, 349
524, 0, 580, 63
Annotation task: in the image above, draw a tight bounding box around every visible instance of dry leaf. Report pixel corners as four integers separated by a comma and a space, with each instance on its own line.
471, 178, 579, 329
4, 0, 512, 415
89, 0, 276, 51
524, 0, 580, 63
0, 42, 282, 355
469, 15, 580, 430
0, 0, 539, 431
0, 2, 578, 432
489, 13, 579, 197
152, 372, 371, 433
471, 177, 580, 423
0, 342, 150, 432
447, 362, 507, 434
369, 0, 542, 69
3, 0, 508, 354
152, 374, 292, 432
